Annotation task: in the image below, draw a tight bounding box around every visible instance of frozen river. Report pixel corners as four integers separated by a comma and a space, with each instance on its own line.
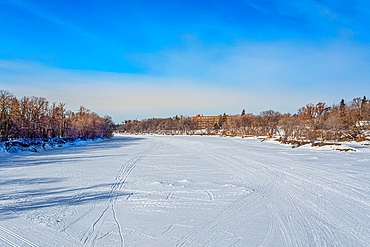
0, 135, 369, 246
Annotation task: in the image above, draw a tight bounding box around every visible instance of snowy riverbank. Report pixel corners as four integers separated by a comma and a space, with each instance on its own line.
0, 137, 106, 154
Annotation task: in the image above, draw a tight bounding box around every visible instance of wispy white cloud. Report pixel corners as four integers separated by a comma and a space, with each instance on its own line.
244, 0, 336, 19
243, 0, 361, 37
141, 39, 370, 88
3, 0, 96, 40
275, 0, 336, 19
1, 39, 370, 122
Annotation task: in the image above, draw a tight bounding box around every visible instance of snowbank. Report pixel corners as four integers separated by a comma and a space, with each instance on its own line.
0, 137, 106, 154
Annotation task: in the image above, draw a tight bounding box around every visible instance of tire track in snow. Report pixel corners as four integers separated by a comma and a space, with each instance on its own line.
255, 168, 323, 247
0, 225, 38, 247
167, 138, 274, 246
215, 147, 325, 246
172, 137, 334, 247
81, 141, 162, 247
197, 156, 282, 247
258, 210, 278, 247
176, 190, 267, 247
221, 140, 369, 246
171, 139, 278, 246
254, 154, 369, 246
308, 191, 370, 246
225, 151, 329, 247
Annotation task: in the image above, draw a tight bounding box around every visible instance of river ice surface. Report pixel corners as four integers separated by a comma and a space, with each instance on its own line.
0, 135, 369, 246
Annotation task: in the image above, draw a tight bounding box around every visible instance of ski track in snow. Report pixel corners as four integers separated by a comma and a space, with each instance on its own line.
81, 141, 162, 247
0, 135, 369, 246
0, 225, 39, 247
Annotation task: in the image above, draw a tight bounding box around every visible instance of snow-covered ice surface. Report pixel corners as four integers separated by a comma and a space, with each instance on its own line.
0, 135, 369, 247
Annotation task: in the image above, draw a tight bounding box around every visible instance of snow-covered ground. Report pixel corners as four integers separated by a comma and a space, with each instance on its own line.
0, 135, 369, 246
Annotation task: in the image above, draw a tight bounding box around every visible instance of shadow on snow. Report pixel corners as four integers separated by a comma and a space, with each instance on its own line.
0, 181, 132, 220
0, 135, 146, 169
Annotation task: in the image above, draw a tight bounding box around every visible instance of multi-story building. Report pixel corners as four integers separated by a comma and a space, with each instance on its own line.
191, 114, 239, 129
191, 114, 220, 129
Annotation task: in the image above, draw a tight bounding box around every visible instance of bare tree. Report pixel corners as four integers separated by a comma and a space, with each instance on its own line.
0, 90, 14, 141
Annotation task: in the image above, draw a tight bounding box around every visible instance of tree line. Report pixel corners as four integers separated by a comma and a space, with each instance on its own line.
120, 115, 193, 135
118, 96, 370, 144
0, 90, 115, 143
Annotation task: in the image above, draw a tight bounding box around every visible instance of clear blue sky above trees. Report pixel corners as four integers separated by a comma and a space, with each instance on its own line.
1, 0, 370, 122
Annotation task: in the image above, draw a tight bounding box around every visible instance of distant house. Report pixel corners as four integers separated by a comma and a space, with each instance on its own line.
356, 121, 370, 128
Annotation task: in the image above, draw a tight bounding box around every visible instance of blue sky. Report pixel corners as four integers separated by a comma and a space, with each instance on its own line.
1, 0, 370, 122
